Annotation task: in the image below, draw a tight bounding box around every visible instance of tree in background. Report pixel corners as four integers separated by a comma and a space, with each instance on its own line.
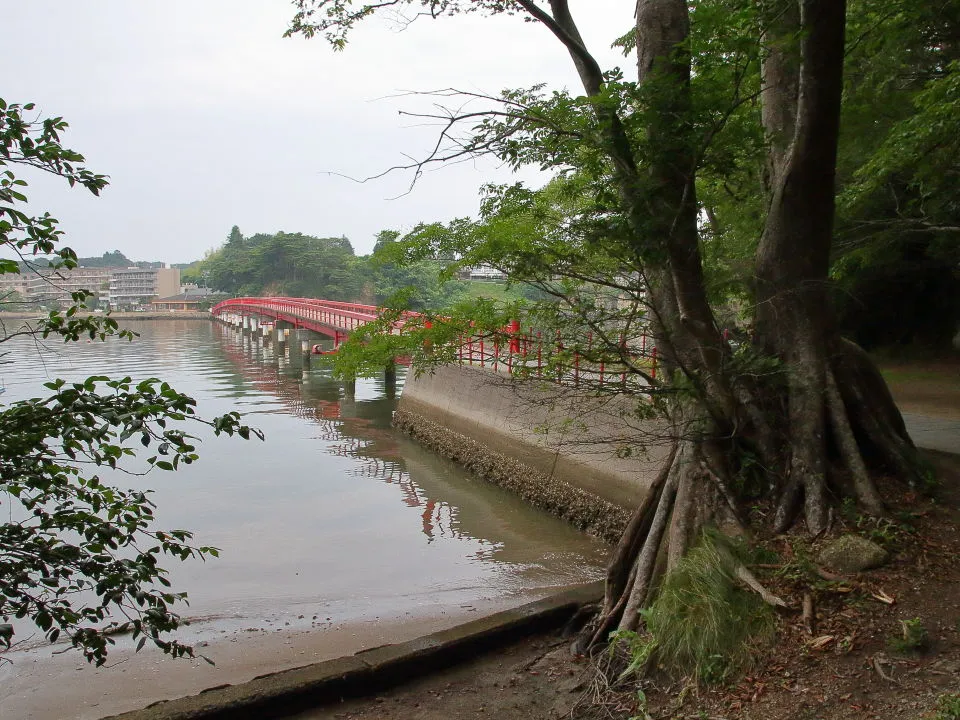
200, 228, 362, 300
832, 1, 960, 351
369, 228, 468, 310
0, 98, 261, 665
75, 250, 133, 268
289, 0, 928, 660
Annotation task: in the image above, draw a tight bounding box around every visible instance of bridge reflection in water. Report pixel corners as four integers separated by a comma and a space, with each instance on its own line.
211, 322, 605, 562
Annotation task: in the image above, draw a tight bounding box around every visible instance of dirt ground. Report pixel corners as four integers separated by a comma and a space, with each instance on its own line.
291, 433, 960, 719
881, 359, 960, 420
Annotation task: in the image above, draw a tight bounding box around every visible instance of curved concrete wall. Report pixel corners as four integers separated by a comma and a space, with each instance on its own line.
397, 364, 669, 516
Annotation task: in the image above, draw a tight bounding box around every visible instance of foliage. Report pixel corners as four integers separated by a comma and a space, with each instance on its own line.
76, 250, 133, 268
931, 693, 960, 720
283, 0, 960, 354
0, 289, 30, 310
832, 2, 960, 350
0, 97, 262, 665
199, 226, 361, 300
0, 376, 260, 665
621, 532, 774, 685
1, 99, 107, 273
888, 617, 930, 654
368, 228, 468, 310
197, 223, 485, 314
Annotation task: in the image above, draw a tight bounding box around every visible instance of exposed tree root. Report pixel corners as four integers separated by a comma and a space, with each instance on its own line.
582, 334, 921, 658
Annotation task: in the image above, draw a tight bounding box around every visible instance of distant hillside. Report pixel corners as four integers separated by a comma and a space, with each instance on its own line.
75, 251, 164, 269
75, 250, 131, 267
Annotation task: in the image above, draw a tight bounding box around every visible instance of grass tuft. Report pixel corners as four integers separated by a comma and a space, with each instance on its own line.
888, 616, 930, 654
638, 530, 776, 684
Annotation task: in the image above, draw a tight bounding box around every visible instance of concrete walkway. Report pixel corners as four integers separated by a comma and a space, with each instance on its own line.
903, 413, 960, 455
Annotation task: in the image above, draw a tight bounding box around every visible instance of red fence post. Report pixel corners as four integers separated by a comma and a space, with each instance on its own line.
537, 331, 542, 377
651, 346, 658, 380
556, 330, 562, 384
619, 332, 626, 388
509, 320, 520, 355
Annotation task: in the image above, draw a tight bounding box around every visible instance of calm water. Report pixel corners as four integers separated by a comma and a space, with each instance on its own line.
1, 320, 608, 640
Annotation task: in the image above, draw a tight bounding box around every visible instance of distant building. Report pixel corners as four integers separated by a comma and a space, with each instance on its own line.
107, 267, 181, 310
150, 287, 224, 311
0, 271, 29, 300
0, 263, 186, 310
0, 266, 113, 307
27, 266, 114, 307
460, 265, 507, 282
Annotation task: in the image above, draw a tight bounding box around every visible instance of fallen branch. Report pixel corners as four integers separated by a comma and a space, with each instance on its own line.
871, 654, 902, 685
735, 565, 789, 608
802, 592, 816, 636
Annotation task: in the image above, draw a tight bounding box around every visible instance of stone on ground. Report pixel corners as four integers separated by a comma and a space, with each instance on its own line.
818, 534, 889, 573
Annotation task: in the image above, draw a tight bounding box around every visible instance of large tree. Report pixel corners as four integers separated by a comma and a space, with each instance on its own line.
288, 0, 923, 643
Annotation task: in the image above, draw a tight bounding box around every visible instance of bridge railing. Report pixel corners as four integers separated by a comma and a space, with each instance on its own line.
213, 297, 657, 391
212, 297, 418, 334
453, 327, 658, 393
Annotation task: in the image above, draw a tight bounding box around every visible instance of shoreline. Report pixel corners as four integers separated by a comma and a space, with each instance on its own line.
0, 589, 571, 720
0, 311, 212, 321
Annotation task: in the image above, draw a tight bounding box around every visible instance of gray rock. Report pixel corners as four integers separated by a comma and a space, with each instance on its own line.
818, 534, 889, 573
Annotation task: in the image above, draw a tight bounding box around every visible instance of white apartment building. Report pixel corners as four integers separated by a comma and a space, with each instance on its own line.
27, 267, 114, 306
107, 267, 180, 309
0, 265, 181, 310
461, 265, 508, 281
0, 271, 29, 301
0, 266, 112, 307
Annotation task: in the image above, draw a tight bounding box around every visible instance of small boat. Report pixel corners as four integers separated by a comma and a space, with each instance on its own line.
311, 345, 338, 356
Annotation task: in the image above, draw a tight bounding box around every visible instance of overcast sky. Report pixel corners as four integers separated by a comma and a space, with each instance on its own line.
3, 1, 631, 263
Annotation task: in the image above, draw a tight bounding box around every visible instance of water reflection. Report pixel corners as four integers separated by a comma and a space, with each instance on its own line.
213, 324, 470, 545
2, 321, 609, 631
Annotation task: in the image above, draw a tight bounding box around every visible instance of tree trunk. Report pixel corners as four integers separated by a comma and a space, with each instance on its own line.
578, 0, 920, 647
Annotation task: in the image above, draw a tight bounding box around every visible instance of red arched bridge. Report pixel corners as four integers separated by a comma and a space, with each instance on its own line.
211, 296, 657, 387
211, 296, 413, 347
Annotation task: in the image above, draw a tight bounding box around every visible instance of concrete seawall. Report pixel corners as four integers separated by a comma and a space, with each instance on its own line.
396, 364, 669, 541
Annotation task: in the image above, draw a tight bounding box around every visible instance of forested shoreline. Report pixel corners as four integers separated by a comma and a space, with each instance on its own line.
183, 225, 540, 313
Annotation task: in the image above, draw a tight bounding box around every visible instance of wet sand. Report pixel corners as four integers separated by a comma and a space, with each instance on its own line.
0, 592, 551, 720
